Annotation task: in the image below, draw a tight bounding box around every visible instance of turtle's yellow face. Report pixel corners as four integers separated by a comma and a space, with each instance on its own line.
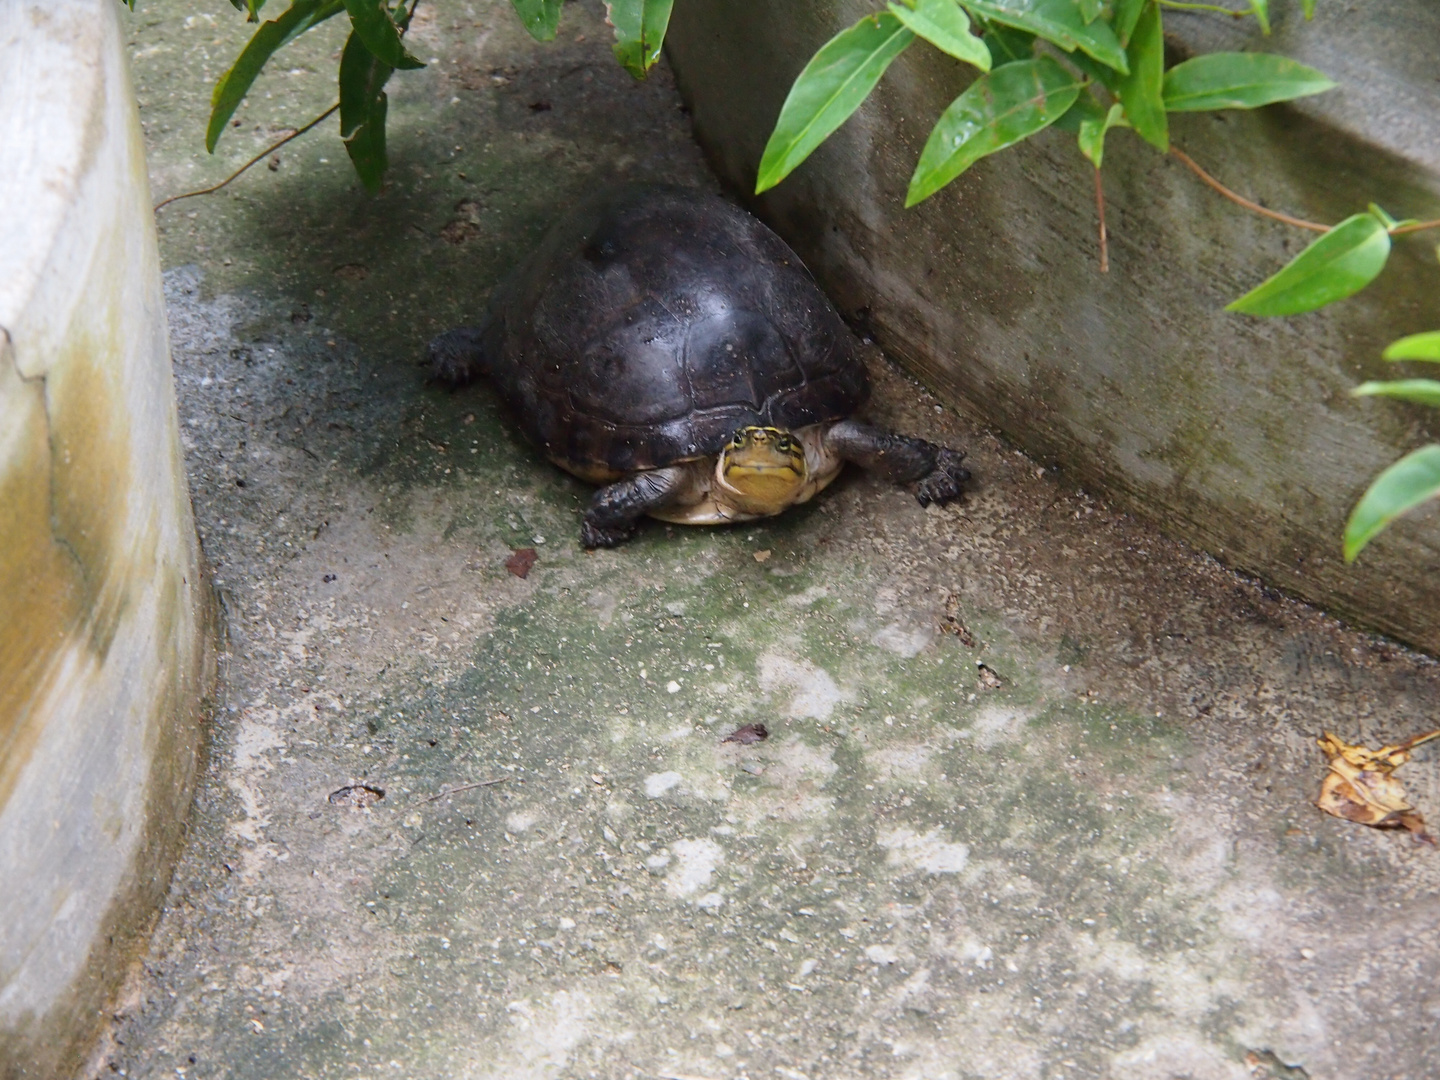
718, 426, 808, 510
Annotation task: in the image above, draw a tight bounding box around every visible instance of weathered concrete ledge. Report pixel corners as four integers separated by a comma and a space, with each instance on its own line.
666, 0, 1440, 654
0, 2, 214, 1076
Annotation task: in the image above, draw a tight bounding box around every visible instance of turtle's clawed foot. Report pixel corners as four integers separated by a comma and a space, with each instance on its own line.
580, 517, 639, 550
914, 448, 970, 508
427, 326, 490, 388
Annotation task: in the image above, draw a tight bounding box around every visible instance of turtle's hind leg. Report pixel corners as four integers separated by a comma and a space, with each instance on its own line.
824, 419, 970, 507
582, 466, 690, 549
427, 317, 501, 388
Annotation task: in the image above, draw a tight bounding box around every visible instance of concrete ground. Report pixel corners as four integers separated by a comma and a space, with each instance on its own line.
99, 3, 1440, 1078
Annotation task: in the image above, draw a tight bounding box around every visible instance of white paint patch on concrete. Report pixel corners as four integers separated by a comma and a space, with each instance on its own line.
783, 584, 831, 607
665, 838, 722, 899
867, 742, 934, 781
764, 735, 840, 786
871, 621, 934, 657
955, 937, 994, 969
226, 699, 287, 882
960, 703, 1037, 749
643, 771, 683, 798
1109, 1035, 1250, 1080
505, 809, 541, 834
470, 989, 595, 1080
757, 652, 849, 721
586, 590, 616, 626
879, 827, 970, 874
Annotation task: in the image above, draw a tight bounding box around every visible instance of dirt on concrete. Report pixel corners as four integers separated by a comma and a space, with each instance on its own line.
96, 3, 1440, 1079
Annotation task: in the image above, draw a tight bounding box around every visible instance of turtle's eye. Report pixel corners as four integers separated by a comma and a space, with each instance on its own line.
776, 436, 794, 453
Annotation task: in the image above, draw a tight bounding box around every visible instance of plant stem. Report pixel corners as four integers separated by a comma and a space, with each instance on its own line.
154, 104, 340, 212
1159, 1, 1247, 14
1389, 218, 1440, 236
1094, 166, 1109, 273
1170, 146, 1329, 232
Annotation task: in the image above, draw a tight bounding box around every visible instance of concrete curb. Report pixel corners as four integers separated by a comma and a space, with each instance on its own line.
0, 2, 214, 1076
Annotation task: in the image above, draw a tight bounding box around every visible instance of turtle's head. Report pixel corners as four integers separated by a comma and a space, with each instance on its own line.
717, 426, 808, 512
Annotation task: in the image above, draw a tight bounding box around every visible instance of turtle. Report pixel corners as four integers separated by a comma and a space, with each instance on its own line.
428, 184, 970, 548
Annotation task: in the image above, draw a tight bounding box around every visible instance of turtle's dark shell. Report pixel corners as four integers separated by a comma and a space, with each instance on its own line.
469, 185, 869, 478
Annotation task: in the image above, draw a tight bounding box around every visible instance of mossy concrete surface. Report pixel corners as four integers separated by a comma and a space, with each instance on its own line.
103, 3, 1440, 1078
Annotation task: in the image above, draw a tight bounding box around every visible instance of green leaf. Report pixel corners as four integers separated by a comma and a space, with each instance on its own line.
511, 0, 563, 41
756, 13, 915, 194
907, 56, 1083, 206
343, 86, 389, 192
339, 27, 393, 138
1162, 53, 1335, 111
342, 0, 424, 70
1352, 379, 1440, 408
207, 0, 346, 153
1227, 213, 1391, 316
246, 0, 268, 20
1301, 0, 1316, 17
1250, 0, 1270, 34
1366, 203, 1404, 230
605, 0, 676, 79
1079, 101, 1126, 167
1112, 0, 1145, 45
1052, 88, 1105, 132
960, 0, 1127, 73
1077, 0, 1103, 21
1384, 331, 1440, 362
888, 0, 990, 70
1116, 0, 1165, 151
979, 21, 1035, 65
1344, 444, 1440, 562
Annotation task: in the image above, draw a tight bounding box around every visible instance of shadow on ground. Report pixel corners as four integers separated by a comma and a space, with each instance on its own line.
100, 3, 1440, 1079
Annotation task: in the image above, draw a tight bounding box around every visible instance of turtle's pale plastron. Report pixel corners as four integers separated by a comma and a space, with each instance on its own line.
429, 185, 970, 548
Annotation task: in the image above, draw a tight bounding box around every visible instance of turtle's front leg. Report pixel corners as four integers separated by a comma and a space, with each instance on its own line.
824, 419, 971, 507
582, 466, 689, 549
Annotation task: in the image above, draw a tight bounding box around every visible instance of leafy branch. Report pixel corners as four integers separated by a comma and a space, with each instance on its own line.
751, 0, 1440, 560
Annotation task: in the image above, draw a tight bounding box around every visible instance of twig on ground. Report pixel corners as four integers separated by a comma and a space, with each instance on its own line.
417, 777, 509, 804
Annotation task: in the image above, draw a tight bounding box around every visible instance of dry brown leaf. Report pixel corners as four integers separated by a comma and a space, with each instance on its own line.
328, 784, 384, 809
505, 547, 538, 578
1314, 728, 1440, 845
722, 723, 769, 745
1244, 1049, 1309, 1080
938, 590, 976, 646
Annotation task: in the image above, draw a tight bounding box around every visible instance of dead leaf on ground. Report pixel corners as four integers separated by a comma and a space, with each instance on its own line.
722, 723, 769, 745
938, 590, 976, 646
506, 547, 538, 578
976, 662, 1003, 689
1315, 728, 1440, 845
329, 784, 384, 808
1244, 1048, 1310, 1079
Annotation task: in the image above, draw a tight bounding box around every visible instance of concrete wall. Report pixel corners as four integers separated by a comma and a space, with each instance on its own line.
0, 2, 214, 1076
665, 1, 1440, 653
